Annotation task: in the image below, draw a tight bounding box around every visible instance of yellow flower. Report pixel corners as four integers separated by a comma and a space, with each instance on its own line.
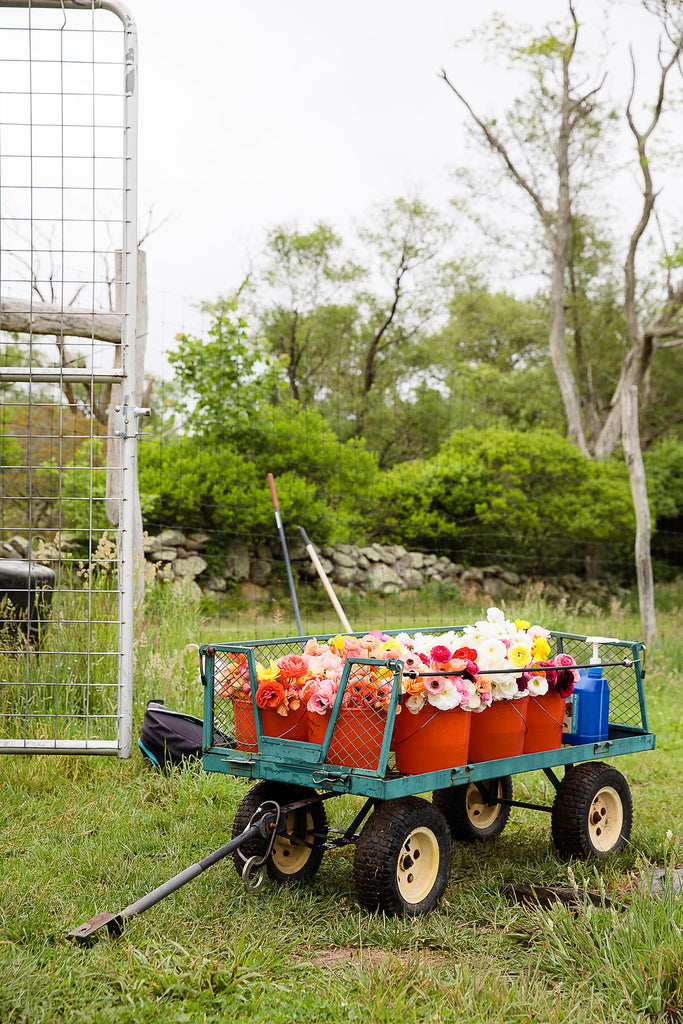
532, 636, 551, 660
256, 659, 280, 682
515, 618, 531, 631
508, 642, 532, 668
330, 634, 345, 652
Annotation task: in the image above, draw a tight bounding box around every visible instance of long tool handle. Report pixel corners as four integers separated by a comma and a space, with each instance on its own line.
68, 823, 263, 943
268, 473, 303, 636
298, 526, 352, 633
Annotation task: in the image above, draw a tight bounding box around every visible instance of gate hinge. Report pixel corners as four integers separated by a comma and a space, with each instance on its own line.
114, 404, 151, 438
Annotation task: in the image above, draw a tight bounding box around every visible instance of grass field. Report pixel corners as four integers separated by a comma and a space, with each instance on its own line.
1, 582, 682, 1023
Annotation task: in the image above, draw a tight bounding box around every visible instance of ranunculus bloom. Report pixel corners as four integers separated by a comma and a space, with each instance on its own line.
277, 654, 308, 680
526, 673, 549, 696
404, 692, 426, 714
428, 680, 463, 711
532, 636, 551, 661
453, 646, 478, 663
553, 668, 576, 698
307, 680, 336, 715
256, 659, 280, 682
255, 680, 286, 710
402, 675, 425, 696
424, 674, 447, 694
508, 642, 533, 669
343, 636, 363, 657
430, 644, 452, 665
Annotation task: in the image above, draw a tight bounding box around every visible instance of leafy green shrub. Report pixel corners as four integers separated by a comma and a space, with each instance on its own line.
138, 402, 378, 546
644, 437, 683, 577
368, 427, 636, 577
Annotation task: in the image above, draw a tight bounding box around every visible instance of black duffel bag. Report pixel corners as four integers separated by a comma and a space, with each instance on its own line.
138, 699, 231, 772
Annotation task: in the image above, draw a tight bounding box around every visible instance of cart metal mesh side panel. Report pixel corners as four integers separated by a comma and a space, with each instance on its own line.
0, 0, 137, 755
553, 634, 648, 734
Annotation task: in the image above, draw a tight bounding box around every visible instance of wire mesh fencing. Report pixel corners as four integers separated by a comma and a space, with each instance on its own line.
0, 0, 138, 754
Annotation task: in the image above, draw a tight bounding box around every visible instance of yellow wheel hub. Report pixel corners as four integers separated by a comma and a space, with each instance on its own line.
396, 826, 440, 905
588, 786, 623, 852
465, 782, 502, 830
270, 810, 315, 875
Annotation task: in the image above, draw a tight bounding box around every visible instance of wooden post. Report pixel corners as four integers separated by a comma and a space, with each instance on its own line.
621, 386, 657, 644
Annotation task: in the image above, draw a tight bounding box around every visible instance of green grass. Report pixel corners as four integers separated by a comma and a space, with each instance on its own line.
1, 584, 682, 1023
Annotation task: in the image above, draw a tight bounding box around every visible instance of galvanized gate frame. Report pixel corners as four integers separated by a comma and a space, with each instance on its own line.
0, 0, 138, 756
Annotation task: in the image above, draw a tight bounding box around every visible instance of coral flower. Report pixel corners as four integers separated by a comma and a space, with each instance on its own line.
255, 680, 286, 710
277, 654, 308, 680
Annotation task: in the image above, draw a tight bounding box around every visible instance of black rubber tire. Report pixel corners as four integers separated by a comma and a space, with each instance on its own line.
353, 796, 452, 917
432, 776, 513, 843
231, 781, 328, 883
551, 762, 633, 860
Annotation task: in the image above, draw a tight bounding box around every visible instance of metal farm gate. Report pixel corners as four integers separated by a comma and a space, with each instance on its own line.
0, 0, 138, 755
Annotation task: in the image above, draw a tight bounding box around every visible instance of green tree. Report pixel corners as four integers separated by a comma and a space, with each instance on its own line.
368, 427, 636, 578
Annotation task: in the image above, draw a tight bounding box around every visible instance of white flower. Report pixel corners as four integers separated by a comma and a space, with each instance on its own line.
476, 638, 507, 662
427, 680, 463, 711
486, 607, 505, 625
490, 675, 519, 700
526, 674, 549, 696
404, 693, 426, 714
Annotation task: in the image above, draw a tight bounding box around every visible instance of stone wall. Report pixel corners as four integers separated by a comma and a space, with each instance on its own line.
2, 529, 615, 605
143, 533, 615, 606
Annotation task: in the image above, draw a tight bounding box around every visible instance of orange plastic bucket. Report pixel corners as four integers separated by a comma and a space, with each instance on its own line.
307, 708, 386, 770
233, 699, 308, 749
392, 705, 471, 774
523, 692, 566, 754
468, 695, 529, 763
233, 698, 257, 750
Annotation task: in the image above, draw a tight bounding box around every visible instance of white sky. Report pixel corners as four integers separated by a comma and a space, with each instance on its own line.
0, 0, 676, 375
126, 0, 675, 371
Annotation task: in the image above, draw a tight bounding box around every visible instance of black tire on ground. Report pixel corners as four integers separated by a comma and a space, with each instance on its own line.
231, 780, 328, 883
432, 776, 513, 843
551, 761, 633, 860
353, 796, 452, 917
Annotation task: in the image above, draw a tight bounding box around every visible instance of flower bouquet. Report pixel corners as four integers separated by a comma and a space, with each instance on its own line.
214, 606, 579, 765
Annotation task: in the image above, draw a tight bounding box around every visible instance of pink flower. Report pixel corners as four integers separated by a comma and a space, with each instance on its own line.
430, 644, 452, 665
306, 680, 336, 715
424, 675, 447, 694
343, 636, 363, 657
303, 638, 327, 656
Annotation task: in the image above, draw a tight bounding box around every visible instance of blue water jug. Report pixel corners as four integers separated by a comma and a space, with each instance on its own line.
563, 661, 610, 746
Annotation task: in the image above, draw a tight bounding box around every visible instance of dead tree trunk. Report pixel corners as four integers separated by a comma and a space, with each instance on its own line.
621, 386, 656, 644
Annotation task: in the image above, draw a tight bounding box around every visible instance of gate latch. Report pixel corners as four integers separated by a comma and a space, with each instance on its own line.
114, 404, 151, 438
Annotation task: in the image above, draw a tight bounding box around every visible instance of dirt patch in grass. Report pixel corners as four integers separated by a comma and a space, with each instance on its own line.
304, 946, 455, 970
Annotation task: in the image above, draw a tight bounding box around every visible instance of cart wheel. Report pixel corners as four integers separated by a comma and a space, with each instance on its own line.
551, 762, 633, 859
353, 796, 451, 917
432, 776, 513, 843
231, 781, 328, 884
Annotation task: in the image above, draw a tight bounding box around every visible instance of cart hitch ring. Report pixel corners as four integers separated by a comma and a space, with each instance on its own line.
240, 801, 282, 893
